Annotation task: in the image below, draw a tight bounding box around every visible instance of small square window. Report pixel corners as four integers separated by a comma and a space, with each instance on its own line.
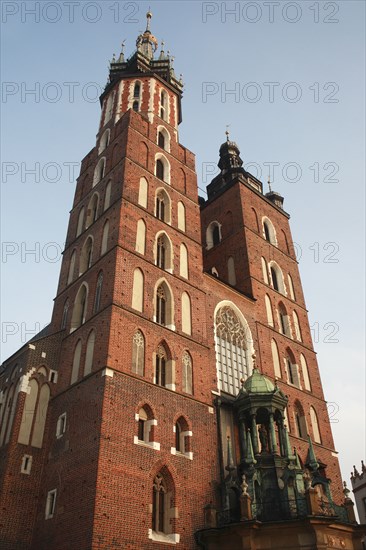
21, 455, 32, 475
45, 489, 57, 519
56, 413, 67, 438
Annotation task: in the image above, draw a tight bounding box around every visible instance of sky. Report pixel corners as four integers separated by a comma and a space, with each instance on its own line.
1, 0, 365, 502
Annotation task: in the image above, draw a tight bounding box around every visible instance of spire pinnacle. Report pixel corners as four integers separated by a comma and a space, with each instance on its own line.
146, 9, 152, 31
307, 435, 320, 471
225, 125, 230, 141
267, 175, 272, 193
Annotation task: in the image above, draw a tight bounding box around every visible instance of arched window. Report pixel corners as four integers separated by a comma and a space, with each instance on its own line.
285, 349, 300, 387
261, 257, 269, 284
71, 284, 88, 331
206, 221, 221, 250
132, 330, 145, 376
137, 407, 149, 442
158, 131, 165, 149
294, 401, 307, 439
155, 282, 174, 328
104, 92, 114, 124
310, 406, 321, 443
0, 385, 14, 446
79, 237, 93, 275
71, 340, 82, 384
76, 207, 85, 237
175, 416, 191, 456
288, 274, 296, 300
31, 384, 50, 448
300, 354, 311, 391
101, 220, 109, 256
135, 404, 157, 447
85, 193, 99, 228
151, 469, 175, 537
181, 292, 192, 335
157, 126, 171, 152
134, 82, 141, 98
270, 261, 287, 294
262, 217, 277, 245
93, 157, 106, 187
152, 473, 167, 533
17, 380, 38, 446
177, 201, 185, 232
160, 89, 168, 121
282, 229, 290, 253
138, 177, 148, 208
182, 351, 193, 394
227, 257, 236, 286
156, 159, 164, 181
293, 311, 302, 341
252, 208, 259, 232
84, 330, 95, 376
132, 268, 144, 312
271, 339, 281, 378
98, 129, 110, 154
155, 233, 173, 272
270, 266, 279, 291
104, 180, 111, 211
61, 299, 69, 329
67, 251, 76, 284
265, 295, 274, 326
214, 304, 253, 395
155, 344, 167, 387
179, 244, 188, 279
155, 189, 171, 223
135, 219, 146, 255
155, 154, 170, 184
94, 272, 103, 313
278, 302, 291, 337
156, 286, 166, 325
157, 236, 166, 270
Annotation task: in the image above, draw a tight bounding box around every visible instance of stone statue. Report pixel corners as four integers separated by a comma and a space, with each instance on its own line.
259, 424, 268, 453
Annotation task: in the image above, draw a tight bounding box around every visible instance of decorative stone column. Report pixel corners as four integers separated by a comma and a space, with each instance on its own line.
269, 413, 278, 454
251, 414, 259, 455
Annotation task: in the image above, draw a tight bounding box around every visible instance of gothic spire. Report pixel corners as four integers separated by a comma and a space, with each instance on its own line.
136, 10, 158, 60
306, 435, 320, 471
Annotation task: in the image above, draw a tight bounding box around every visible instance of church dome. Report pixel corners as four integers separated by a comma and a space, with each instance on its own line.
244, 368, 275, 394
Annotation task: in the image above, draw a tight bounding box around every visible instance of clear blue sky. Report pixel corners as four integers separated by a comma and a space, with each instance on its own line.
1, 1, 365, 500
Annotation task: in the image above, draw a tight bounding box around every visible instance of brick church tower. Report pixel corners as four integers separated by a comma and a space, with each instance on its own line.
0, 13, 364, 550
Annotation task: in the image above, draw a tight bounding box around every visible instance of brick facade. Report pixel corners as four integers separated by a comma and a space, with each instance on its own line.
0, 23, 348, 550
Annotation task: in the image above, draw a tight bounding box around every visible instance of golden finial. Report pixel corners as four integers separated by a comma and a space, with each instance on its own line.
252, 352, 257, 368
146, 9, 152, 31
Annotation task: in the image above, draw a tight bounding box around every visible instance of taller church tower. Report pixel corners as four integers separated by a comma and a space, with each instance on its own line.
0, 13, 363, 550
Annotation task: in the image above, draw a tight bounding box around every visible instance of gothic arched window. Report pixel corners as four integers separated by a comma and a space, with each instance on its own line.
79, 237, 93, 275
61, 299, 69, 330
71, 284, 88, 331
262, 217, 277, 245
158, 131, 165, 149
94, 272, 103, 313
279, 302, 291, 337
214, 305, 252, 395
153, 473, 167, 533
182, 351, 193, 394
155, 345, 167, 387
156, 286, 166, 325
294, 401, 307, 439
132, 330, 145, 376
134, 82, 141, 98
157, 236, 166, 269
